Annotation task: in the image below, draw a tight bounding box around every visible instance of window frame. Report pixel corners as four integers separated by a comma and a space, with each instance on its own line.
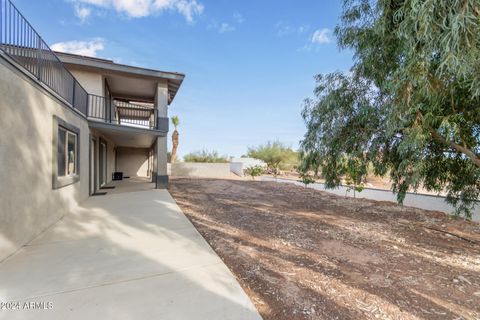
52, 116, 80, 189
65, 130, 78, 176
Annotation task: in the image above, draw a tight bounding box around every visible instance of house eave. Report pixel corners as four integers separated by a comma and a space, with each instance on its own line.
56, 51, 185, 104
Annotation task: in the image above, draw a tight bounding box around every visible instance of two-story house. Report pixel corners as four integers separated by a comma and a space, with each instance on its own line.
0, 0, 184, 260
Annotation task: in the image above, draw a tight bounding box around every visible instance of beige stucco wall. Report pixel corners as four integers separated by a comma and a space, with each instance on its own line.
69, 69, 104, 96
117, 147, 150, 178
0, 56, 90, 261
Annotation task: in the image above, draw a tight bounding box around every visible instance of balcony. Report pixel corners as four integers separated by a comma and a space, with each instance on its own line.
88, 95, 160, 130
1, 0, 90, 112
0, 0, 174, 134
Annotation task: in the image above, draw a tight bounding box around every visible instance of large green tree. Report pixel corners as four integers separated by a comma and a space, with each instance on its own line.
248, 141, 299, 175
301, 0, 480, 218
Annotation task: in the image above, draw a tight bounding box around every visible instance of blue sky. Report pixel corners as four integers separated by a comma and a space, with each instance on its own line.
14, 0, 353, 158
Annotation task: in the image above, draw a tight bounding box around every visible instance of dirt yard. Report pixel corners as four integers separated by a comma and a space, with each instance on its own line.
169, 178, 480, 320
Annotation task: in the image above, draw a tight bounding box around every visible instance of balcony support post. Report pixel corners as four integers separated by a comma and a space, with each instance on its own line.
154, 80, 169, 189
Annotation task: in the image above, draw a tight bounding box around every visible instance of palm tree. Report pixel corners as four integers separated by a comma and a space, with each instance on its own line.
171, 116, 180, 163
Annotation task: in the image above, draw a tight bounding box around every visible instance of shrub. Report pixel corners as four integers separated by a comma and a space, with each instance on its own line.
244, 165, 264, 181
298, 172, 316, 188
183, 150, 228, 163
247, 141, 299, 176
343, 158, 366, 198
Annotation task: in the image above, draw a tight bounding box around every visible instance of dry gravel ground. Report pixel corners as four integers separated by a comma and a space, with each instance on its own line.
169, 178, 480, 320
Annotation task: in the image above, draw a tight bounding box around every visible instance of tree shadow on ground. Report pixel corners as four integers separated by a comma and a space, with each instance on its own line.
0, 187, 262, 320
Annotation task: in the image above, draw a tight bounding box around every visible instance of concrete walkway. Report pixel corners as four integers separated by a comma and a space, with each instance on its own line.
0, 187, 262, 319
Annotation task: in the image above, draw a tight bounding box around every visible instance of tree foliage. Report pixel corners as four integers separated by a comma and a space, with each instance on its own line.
244, 165, 265, 181
171, 116, 180, 163
183, 150, 228, 163
171, 116, 180, 128
298, 172, 316, 188
247, 141, 299, 176
301, 0, 480, 219
298, 150, 322, 178
343, 157, 366, 198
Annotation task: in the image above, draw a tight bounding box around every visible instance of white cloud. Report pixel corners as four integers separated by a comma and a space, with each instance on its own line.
275, 22, 293, 36
205, 11, 243, 34
233, 12, 244, 24
76, 0, 109, 5
74, 4, 92, 22
208, 20, 236, 33
298, 25, 309, 34
218, 23, 235, 33
173, 0, 204, 23
311, 28, 331, 44
114, 0, 152, 17
51, 39, 105, 57
275, 22, 310, 37
69, 0, 204, 22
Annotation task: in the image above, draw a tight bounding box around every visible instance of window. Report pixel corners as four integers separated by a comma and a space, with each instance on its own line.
53, 116, 80, 189
57, 127, 78, 177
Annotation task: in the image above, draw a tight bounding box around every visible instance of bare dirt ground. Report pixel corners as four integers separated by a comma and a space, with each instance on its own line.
169, 178, 480, 320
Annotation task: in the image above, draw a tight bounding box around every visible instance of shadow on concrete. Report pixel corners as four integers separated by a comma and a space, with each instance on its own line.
0, 188, 262, 320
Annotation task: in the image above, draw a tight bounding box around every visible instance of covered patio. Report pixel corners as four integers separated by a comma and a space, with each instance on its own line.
99, 176, 155, 195
89, 122, 161, 193
0, 187, 261, 319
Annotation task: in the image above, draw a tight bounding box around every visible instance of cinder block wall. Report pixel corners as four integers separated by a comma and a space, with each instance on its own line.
170, 163, 231, 178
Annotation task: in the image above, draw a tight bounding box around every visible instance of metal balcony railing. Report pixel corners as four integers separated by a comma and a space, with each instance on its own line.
0, 0, 161, 131
88, 95, 158, 130
0, 0, 88, 115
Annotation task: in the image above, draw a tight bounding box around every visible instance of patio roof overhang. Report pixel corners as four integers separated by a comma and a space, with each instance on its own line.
116, 106, 153, 120
55, 52, 185, 104
89, 120, 164, 148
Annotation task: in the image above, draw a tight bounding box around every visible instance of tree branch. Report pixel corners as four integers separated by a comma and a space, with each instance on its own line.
430, 129, 480, 168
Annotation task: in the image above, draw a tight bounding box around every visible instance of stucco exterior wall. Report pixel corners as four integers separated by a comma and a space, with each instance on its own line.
117, 147, 150, 178
69, 69, 104, 96
0, 57, 90, 260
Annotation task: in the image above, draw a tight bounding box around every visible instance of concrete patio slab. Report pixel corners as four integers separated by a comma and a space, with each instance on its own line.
102, 176, 156, 195
0, 187, 262, 320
